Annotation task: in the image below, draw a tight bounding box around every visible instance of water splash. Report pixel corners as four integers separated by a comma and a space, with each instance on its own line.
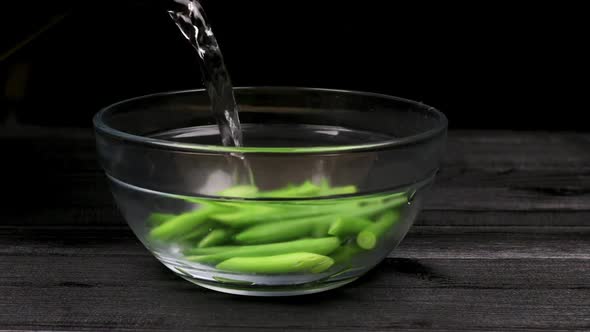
168, 0, 243, 147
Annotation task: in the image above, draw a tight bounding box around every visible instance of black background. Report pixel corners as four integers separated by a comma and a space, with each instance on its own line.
1, 1, 587, 130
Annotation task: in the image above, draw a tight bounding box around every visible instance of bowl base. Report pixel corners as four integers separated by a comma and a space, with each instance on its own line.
180, 275, 359, 296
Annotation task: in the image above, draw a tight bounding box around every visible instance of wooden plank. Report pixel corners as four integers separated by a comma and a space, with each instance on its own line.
2, 130, 589, 331
425, 186, 590, 211
5, 168, 590, 224
397, 226, 590, 259
444, 130, 590, 171
0, 255, 588, 331
4, 205, 590, 228
2, 226, 589, 260
4, 130, 589, 215
4, 129, 590, 173
10, 167, 590, 207
8, 170, 590, 212
418, 210, 590, 227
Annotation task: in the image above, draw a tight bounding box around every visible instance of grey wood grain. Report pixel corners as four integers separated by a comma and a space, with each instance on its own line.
1, 129, 589, 331
1, 255, 589, 331
2, 226, 589, 259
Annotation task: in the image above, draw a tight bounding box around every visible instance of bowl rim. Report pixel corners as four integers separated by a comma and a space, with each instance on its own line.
93, 87, 448, 154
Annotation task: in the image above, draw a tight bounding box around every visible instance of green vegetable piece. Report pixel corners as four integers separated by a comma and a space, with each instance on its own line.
234, 215, 337, 244
319, 178, 331, 190
347, 194, 407, 219
319, 185, 357, 196
208, 192, 404, 228
218, 185, 259, 198
328, 217, 373, 237
184, 245, 241, 256
232, 194, 407, 244
177, 222, 214, 242
210, 203, 342, 228
197, 229, 233, 248
330, 244, 364, 265
216, 252, 334, 274
187, 237, 341, 264
357, 210, 400, 249
147, 213, 176, 227
258, 181, 321, 198
212, 276, 254, 285
210, 204, 279, 225
150, 206, 217, 241
311, 222, 331, 238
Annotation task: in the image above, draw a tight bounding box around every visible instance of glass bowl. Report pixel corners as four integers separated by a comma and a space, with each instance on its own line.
93, 87, 447, 296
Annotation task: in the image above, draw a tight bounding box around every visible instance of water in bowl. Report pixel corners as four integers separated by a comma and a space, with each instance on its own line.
108, 124, 425, 295
152, 123, 394, 147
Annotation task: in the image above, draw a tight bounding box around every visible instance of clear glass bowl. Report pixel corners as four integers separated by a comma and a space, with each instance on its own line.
93, 87, 447, 296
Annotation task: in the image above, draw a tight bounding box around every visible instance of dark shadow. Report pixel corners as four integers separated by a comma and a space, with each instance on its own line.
378, 257, 448, 282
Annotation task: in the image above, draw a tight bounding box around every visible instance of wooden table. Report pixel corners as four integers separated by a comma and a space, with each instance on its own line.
2, 129, 589, 331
